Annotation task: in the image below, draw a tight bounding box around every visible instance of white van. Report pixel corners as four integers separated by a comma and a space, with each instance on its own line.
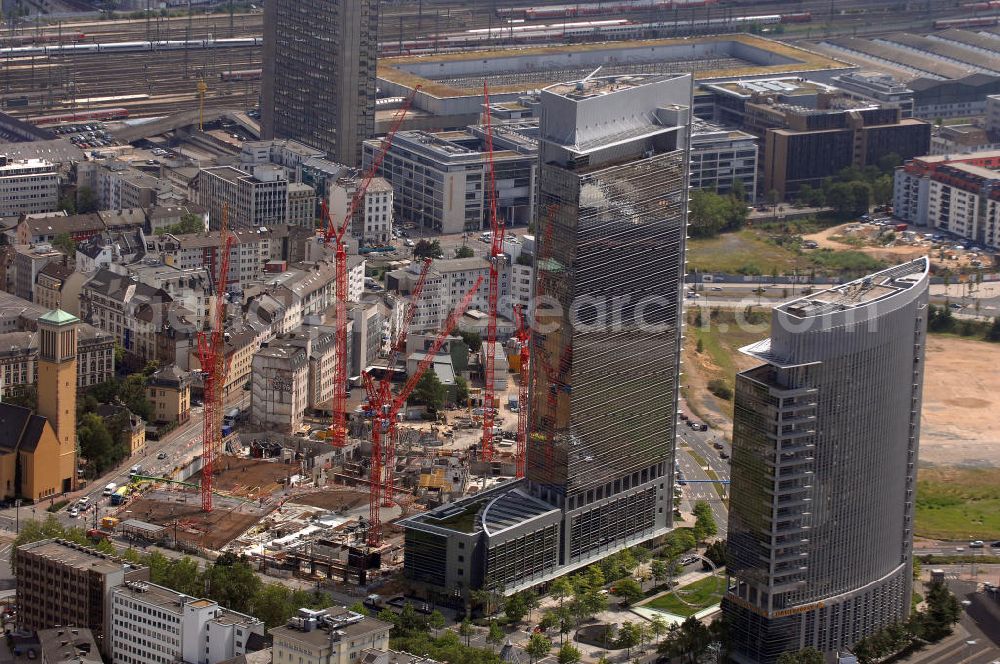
103, 482, 117, 496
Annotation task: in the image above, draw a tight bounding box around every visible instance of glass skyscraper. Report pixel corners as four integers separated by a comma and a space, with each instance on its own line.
528, 73, 692, 568
400, 73, 693, 598
724, 258, 929, 663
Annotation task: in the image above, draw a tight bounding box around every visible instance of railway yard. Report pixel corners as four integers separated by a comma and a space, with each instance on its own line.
0, 0, 987, 123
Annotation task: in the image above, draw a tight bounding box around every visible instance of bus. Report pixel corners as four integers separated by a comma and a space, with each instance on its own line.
109, 485, 130, 506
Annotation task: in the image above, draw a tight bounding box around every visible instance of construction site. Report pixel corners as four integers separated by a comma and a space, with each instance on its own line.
87, 85, 532, 592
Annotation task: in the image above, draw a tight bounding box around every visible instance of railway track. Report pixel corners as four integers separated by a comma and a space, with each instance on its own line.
0, 0, 976, 123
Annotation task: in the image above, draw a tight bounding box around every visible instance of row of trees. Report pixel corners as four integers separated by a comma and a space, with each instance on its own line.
689, 189, 751, 239
928, 303, 1000, 342
851, 580, 962, 663
380, 602, 505, 664
796, 157, 901, 220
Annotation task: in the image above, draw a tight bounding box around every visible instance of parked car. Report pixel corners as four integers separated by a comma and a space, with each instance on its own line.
157, 451, 167, 460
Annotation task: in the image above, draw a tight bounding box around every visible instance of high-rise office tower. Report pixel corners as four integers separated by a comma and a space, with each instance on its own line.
261, 0, 378, 166
399, 73, 693, 599
528, 73, 692, 566
723, 258, 929, 663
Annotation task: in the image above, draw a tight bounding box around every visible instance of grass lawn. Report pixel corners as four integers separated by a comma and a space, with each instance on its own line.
686, 228, 886, 277
686, 230, 803, 275
916, 467, 1000, 540
642, 575, 727, 617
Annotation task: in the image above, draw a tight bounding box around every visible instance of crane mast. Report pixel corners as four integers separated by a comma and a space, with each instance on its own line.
197, 204, 233, 513
481, 80, 505, 464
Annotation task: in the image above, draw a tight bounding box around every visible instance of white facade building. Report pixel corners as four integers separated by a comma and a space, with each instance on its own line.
110, 580, 264, 664
0, 156, 59, 217
328, 175, 393, 245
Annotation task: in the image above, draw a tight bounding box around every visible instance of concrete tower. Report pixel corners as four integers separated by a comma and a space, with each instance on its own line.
36, 308, 79, 493
261, 0, 378, 166
723, 258, 929, 663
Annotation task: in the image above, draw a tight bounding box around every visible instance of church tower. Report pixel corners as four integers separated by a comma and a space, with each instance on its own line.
37, 309, 78, 493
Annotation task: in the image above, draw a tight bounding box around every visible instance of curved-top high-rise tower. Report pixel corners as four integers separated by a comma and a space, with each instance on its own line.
723, 258, 929, 663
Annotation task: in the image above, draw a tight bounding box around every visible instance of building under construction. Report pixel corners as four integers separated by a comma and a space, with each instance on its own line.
400, 72, 693, 602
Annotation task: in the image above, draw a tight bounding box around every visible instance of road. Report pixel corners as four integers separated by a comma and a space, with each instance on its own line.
675, 416, 730, 538
896, 578, 1000, 664
0, 406, 208, 532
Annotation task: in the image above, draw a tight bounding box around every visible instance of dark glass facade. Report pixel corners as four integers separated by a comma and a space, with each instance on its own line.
261, 0, 377, 166
527, 74, 691, 566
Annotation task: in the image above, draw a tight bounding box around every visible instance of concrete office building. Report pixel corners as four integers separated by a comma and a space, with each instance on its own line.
365, 129, 537, 235
261, 0, 378, 166
111, 580, 264, 664
832, 71, 915, 118
16, 539, 149, 654
0, 156, 58, 217
401, 73, 691, 598
690, 119, 758, 201
197, 166, 289, 230
723, 258, 929, 663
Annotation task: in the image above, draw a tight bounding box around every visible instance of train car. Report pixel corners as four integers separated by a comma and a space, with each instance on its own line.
221, 68, 262, 81
933, 16, 999, 28
962, 1, 1000, 10
3, 32, 85, 46
781, 12, 811, 23
28, 107, 129, 126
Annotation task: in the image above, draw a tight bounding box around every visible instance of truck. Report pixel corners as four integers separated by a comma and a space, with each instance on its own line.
109, 486, 129, 506
103, 482, 117, 496
129, 464, 143, 477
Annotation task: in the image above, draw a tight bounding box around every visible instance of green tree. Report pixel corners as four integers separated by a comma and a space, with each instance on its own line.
704, 540, 727, 568
348, 601, 369, 617
503, 591, 532, 624
378, 608, 399, 628
459, 617, 474, 646
410, 370, 446, 412
616, 621, 643, 657
486, 621, 504, 652
460, 330, 483, 353
77, 186, 98, 214
52, 232, 77, 256
986, 316, 1000, 342
921, 580, 962, 641
612, 578, 643, 606
78, 412, 118, 477
651, 559, 669, 586
455, 375, 470, 405
525, 633, 552, 664
693, 500, 718, 542
204, 553, 262, 615
119, 373, 153, 420
689, 190, 730, 238
427, 609, 445, 637
162, 213, 205, 235
872, 174, 894, 206
413, 239, 443, 259
650, 614, 668, 644
454, 245, 475, 258
557, 643, 582, 664
777, 647, 825, 664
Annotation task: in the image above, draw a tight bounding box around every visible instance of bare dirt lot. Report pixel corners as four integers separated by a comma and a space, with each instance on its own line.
920, 336, 1000, 467
289, 488, 370, 512
189, 457, 296, 499
126, 493, 262, 550
680, 320, 1000, 467
803, 223, 983, 271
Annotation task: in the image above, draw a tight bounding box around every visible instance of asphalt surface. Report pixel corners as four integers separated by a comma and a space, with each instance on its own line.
675, 418, 730, 538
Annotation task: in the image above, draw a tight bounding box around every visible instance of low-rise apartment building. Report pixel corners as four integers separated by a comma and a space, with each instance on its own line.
147, 364, 191, 425
111, 580, 264, 664
12, 244, 65, 302
270, 608, 390, 664
894, 150, 1000, 249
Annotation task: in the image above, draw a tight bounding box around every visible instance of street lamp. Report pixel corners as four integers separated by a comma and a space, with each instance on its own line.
14, 499, 21, 534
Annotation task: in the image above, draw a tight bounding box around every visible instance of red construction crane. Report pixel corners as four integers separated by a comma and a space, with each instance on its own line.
481, 79, 506, 464
362, 276, 483, 546
197, 204, 234, 513
378, 258, 431, 505
322, 87, 419, 448
512, 304, 529, 479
